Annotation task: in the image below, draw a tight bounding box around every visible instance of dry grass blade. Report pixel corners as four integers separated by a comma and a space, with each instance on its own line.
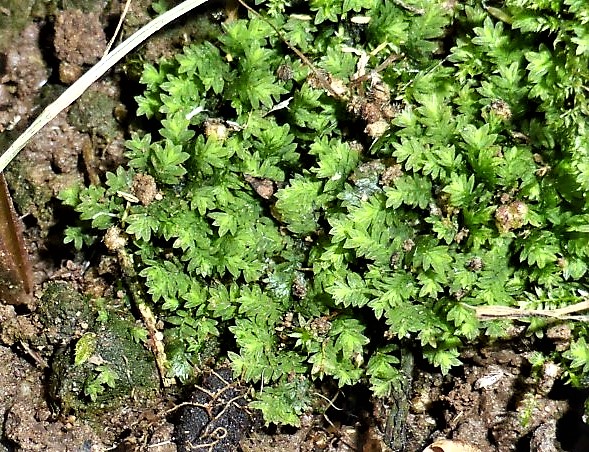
0, 173, 33, 306
469, 300, 589, 321
0, 0, 211, 173
104, 0, 133, 56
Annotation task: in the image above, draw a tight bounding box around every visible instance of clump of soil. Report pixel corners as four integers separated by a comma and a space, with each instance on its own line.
0, 22, 48, 134
0, 344, 105, 451
53, 8, 106, 83
402, 343, 589, 451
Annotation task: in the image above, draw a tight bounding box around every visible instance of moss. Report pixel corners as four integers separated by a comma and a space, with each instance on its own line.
38, 282, 95, 344
41, 283, 158, 414
48, 316, 158, 414
60, 0, 589, 425
67, 89, 122, 141
0, 0, 37, 55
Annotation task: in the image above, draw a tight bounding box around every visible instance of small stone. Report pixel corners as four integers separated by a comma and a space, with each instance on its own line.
104, 227, 126, 252
365, 119, 389, 138
204, 119, 229, 141
58, 61, 83, 84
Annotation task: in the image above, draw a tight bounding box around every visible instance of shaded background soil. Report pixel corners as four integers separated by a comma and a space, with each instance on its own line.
1, 1, 589, 451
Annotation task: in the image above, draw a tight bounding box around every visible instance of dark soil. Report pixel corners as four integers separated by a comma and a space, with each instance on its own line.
174, 367, 258, 451
0, 2, 588, 451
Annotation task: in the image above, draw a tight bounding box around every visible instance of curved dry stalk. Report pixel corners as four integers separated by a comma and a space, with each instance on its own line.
0, 0, 211, 173
104, 0, 133, 56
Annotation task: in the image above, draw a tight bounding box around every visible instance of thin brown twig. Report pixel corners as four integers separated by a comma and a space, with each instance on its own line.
208, 393, 247, 424
163, 400, 210, 416
235, 0, 343, 98
188, 427, 227, 451
350, 53, 403, 86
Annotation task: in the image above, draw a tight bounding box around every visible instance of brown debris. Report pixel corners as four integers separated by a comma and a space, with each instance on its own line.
244, 174, 275, 199
495, 200, 528, 233
277, 64, 294, 81
347, 79, 400, 138
132, 173, 160, 206
423, 439, 482, 452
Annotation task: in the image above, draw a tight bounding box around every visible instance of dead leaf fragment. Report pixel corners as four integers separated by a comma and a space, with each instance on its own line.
244, 174, 275, 199
0, 173, 33, 306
